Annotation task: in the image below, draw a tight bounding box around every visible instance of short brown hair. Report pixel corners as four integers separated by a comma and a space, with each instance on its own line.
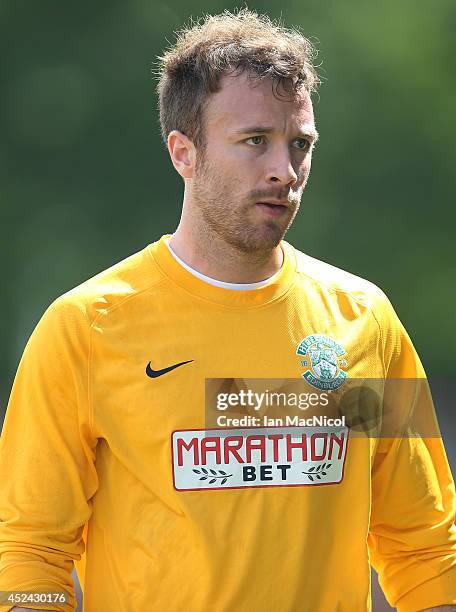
154, 8, 320, 152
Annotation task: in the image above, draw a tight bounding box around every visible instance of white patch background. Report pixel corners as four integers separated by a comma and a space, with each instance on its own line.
172, 426, 349, 491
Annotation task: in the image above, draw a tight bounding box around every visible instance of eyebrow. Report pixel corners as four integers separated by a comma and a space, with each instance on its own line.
232, 125, 319, 143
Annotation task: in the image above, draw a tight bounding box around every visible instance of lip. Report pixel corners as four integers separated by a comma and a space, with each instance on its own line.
255, 201, 289, 218
256, 200, 289, 206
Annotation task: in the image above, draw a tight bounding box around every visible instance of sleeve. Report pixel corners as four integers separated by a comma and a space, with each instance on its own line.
367, 290, 456, 612
0, 296, 99, 611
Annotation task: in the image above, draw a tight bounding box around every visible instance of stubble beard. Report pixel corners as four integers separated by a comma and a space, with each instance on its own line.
192, 152, 301, 255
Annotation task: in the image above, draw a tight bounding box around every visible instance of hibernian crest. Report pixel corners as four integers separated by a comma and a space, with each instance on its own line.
296, 334, 348, 390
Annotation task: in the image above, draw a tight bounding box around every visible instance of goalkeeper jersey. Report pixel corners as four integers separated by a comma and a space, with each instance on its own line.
0, 235, 455, 611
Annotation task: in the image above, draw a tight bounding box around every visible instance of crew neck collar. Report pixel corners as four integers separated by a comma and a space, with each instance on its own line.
147, 234, 296, 309
165, 236, 282, 290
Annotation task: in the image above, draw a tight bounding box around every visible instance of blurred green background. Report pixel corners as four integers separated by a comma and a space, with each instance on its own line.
1, 2, 455, 609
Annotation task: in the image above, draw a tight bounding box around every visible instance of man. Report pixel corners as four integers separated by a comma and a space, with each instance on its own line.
1, 8, 455, 612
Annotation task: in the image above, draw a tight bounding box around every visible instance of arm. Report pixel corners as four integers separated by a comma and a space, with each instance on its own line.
0, 297, 99, 611
368, 290, 456, 612
421, 608, 456, 611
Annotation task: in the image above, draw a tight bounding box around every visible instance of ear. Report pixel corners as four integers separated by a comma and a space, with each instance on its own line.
167, 130, 196, 179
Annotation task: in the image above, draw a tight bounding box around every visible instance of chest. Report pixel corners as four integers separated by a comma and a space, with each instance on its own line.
89, 299, 383, 440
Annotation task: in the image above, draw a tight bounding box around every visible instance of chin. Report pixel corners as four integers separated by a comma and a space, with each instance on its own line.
237, 225, 284, 253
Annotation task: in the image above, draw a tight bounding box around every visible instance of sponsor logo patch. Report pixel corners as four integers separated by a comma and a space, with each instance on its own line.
172, 426, 349, 491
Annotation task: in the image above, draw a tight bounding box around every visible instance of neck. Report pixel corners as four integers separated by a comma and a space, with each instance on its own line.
169, 222, 283, 284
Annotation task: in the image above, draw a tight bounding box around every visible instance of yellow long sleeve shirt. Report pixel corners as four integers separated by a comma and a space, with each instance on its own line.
0, 235, 455, 611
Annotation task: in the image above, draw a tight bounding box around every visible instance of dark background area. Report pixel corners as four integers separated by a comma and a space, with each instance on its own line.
1, 1, 455, 610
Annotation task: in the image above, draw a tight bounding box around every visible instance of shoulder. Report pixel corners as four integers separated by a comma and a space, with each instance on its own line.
290, 244, 396, 321
38, 243, 164, 331
292, 245, 384, 301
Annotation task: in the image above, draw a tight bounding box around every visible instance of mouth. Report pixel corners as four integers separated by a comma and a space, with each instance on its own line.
255, 201, 289, 218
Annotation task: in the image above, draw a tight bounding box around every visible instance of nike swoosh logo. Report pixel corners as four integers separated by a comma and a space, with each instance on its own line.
145, 359, 193, 378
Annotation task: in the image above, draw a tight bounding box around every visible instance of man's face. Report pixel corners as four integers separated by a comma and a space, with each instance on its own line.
191, 71, 317, 253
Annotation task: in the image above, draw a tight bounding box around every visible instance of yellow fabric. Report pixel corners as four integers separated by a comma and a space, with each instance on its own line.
0, 235, 455, 611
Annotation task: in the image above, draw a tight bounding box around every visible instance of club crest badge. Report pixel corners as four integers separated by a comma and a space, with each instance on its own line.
297, 334, 348, 390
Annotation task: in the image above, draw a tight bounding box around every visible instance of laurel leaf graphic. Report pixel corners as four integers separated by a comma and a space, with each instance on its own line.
221, 478, 227, 485
219, 470, 227, 475
315, 465, 321, 472
322, 472, 327, 476
308, 466, 315, 472
327, 464, 332, 468
200, 476, 208, 480
193, 469, 201, 474
209, 478, 216, 484
308, 475, 314, 481
201, 468, 208, 474
210, 469, 217, 475
316, 474, 321, 480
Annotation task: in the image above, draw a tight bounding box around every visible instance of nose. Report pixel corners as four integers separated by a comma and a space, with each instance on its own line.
266, 145, 299, 186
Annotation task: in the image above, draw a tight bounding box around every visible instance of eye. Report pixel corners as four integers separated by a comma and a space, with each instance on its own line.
245, 136, 266, 146
293, 138, 311, 151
